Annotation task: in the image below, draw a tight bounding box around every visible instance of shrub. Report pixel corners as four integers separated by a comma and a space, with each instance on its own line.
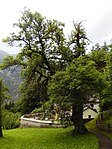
31, 107, 44, 114
2, 109, 20, 129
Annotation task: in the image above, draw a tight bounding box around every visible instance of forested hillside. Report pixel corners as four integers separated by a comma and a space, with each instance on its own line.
0, 51, 9, 62
0, 50, 22, 101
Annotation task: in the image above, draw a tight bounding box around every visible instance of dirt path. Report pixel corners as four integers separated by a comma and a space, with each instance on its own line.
94, 131, 112, 149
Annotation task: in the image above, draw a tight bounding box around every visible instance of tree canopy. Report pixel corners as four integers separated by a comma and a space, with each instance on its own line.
2, 9, 69, 113
48, 55, 107, 134
1, 9, 89, 114
1, 9, 112, 134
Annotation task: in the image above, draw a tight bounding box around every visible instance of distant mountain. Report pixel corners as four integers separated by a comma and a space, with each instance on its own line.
0, 50, 9, 62
0, 50, 22, 102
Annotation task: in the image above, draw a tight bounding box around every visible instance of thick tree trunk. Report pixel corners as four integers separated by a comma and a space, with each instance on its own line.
0, 81, 3, 137
71, 102, 88, 135
0, 102, 3, 137
0, 107, 3, 137
0, 127, 3, 138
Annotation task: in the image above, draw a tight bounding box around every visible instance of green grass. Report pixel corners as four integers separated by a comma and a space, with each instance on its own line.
86, 118, 97, 131
0, 127, 99, 149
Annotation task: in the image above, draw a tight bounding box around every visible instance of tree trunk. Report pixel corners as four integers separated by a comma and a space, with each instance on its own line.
0, 105, 3, 137
0, 127, 3, 138
0, 80, 3, 137
71, 102, 88, 135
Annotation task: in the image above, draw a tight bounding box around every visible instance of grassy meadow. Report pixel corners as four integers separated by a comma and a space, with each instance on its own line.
0, 127, 99, 149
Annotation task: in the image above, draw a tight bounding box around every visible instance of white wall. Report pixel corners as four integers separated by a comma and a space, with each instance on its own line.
83, 108, 97, 119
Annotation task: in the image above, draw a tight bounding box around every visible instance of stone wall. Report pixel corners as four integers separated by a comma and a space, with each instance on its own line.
20, 116, 63, 128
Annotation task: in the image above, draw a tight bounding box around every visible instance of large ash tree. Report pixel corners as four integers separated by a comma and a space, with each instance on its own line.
2, 9, 71, 114
0, 9, 106, 134
1, 9, 88, 114
48, 56, 106, 134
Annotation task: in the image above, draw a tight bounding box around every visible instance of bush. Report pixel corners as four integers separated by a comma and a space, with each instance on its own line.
31, 107, 44, 114
2, 109, 20, 129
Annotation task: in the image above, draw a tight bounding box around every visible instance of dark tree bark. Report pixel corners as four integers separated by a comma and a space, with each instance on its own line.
0, 118, 3, 137
0, 82, 3, 137
71, 100, 88, 134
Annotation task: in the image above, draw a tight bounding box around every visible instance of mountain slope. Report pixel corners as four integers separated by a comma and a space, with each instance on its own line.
0, 50, 22, 101
0, 50, 9, 62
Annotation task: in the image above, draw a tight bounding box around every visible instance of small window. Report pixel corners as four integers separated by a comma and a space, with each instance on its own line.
90, 104, 94, 107
88, 115, 91, 119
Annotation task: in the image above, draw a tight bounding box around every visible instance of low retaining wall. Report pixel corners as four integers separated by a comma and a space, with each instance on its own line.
20, 113, 92, 128
20, 116, 63, 128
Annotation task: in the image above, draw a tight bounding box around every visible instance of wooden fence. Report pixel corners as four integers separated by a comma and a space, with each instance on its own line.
96, 109, 112, 132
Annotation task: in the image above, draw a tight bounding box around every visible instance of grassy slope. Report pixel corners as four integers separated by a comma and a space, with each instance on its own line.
86, 118, 98, 131
86, 114, 112, 141
0, 127, 98, 149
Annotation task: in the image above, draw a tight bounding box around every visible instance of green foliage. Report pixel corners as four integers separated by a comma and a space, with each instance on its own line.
1, 8, 112, 134
0, 79, 3, 137
1, 8, 92, 117
48, 55, 106, 133
100, 98, 112, 111
0, 128, 99, 149
88, 44, 112, 111
48, 55, 106, 107
0, 54, 22, 102
31, 107, 44, 114
17, 75, 48, 114
14, 96, 36, 115
104, 115, 112, 124
2, 109, 20, 129
4, 102, 15, 112
97, 46, 112, 111
69, 21, 89, 58
0, 56, 15, 69
0, 78, 10, 137
1, 8, 71, 114
90, 49, 108, 72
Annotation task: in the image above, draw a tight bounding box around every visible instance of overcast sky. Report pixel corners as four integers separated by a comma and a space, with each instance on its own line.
1, 0, 112, 54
